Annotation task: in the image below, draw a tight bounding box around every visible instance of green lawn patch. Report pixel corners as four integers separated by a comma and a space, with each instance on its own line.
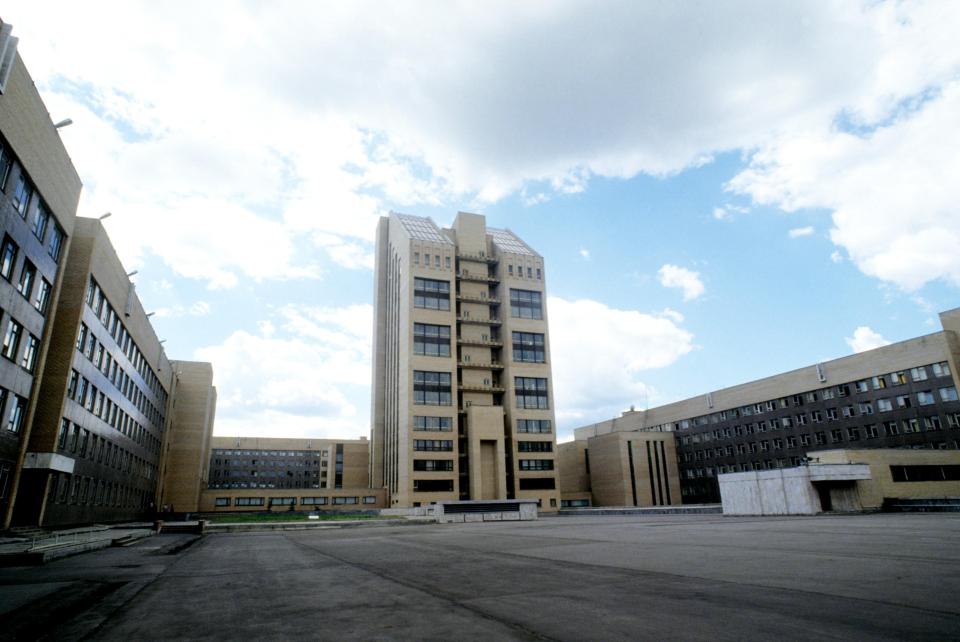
206, 512, 381, 524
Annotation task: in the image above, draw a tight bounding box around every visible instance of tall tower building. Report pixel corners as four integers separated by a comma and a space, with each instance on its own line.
371, 212, 559, 510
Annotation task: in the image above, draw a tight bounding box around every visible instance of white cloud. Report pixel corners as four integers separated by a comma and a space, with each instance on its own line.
713, 207, 730, 220
154, 300, 212, 319
548, 297, 694, 433
831, 250, 844, 263
788, 226, 815, 238
195, 304, 373, 438
657, 264, 705, 301
730, 79, 960, 291
4, 1, 958, 291
845, 326, 891, 353
579, 248, 591, 260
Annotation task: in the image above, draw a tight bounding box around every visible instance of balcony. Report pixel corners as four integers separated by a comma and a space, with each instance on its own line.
458, 361, 504, 370
456, 293, 500, 304
456, 271, 499, 284
456, 315, 501, 326
458, 383, 505, 393
457, 337, 502, 347
457, 252, 498, 265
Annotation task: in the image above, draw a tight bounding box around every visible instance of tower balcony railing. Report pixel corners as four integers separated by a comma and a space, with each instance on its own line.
457, 337, 502, 347
457, 252, 499, 265
457, 361, 504, 370
456, 315, 501, 326
456, 293, 500, 304
458, 383, 505, 393
456, 271, 499, 284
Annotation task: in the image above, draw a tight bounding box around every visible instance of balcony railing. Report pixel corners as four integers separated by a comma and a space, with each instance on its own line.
457, 252, 498, 265
456, 315, 501, 326
458, 383, 505, 393
456, 271, 499, 283
456, 294, 500, 304
457, 361, 504, 370
457, 337, 502, 347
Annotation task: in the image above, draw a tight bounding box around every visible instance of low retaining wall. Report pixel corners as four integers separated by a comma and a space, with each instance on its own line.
559, 505, 722, 516
435, 500, 538, 523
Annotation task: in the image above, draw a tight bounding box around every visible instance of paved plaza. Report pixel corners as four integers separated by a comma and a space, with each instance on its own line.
1, 513, 959, 640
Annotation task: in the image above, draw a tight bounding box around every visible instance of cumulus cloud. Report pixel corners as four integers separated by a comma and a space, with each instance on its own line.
788, 226, 815, 238
195, 304, 373, 438
579, 248, 591, 260
658, 264, 705, 301
548, 297, 694, 431
730, 79, 960, 291
845, 326, 891, 353
6, 1, 959, 290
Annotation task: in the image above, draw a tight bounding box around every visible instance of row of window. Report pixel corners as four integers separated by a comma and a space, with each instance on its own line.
414, 277, 451, 311
506, 264, 542, 280
214, 459, 327, 468
509, 288, 543, 320
211, 449, 331, 457
413, 415, 453, 431
414, 323, 451, 357
682, 414, 960, 463
0, 142, 66, 264
669, 361, 953, 433
413, 371, 453, 405
519, 459, 554, 471
85, 278, 168, 404
75, 324, 165, 430
1, 313, 39, 372
413, 251, 452, 270
57, 418, 158, 481
684, 444, 959, 480
66, 368, 161, 455
223, 495, 377, 507
679, 390, 960, 446
48, 471, 152, 509
0, 235, 53, 315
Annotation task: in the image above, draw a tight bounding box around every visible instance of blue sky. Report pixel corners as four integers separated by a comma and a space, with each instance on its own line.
4, 1, 958, 441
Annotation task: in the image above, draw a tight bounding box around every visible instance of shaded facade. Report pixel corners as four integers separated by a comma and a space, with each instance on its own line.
0, 21, 80, 527
371, 212, 559, 509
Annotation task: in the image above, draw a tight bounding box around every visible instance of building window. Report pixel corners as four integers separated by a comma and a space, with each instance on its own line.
1, 318, 22, 361
0, 235, 18, 281
910, 366, 928, 382
872, 376, 887, 390
413, 416, 452, 431
57, 418, 70, 449
877, 398, 893, 412
517, 441, 553, 452
413, 480, 453, 492
413, 323, 451, 357
413, 371, 452, 405
12, 175, 32, 217
413, 459, 454, 471
413, 278, 450, 311
517, 419, 551, 433
509, 289, 543, 319
890, 371, 907, 386
48, 224, 65, 263
413, 439, 453, 452
519, 459, 554, 471
301, 497, 328, 505
0, 145, 10, 190
16, 260, 35, 299
215, 497, 230, 506
20, 334, 39, 373
859, 402, 874, 415
896, 395, 912, 409
864, 424, 879, 439
34, 278, 52, 315
932, 361, 951, 378
890, 465, 960, 482
917, 391, 936, 406
31, 203, 49, 242
515, 377, 548, 409
235, 497, 264, 506
512, 331, 545, 363
6, 395, 26, 433
940, 387, 959, 402
333, 496, 358, 504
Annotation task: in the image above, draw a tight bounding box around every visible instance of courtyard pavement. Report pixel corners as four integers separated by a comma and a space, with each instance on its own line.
1, 513, 958, 640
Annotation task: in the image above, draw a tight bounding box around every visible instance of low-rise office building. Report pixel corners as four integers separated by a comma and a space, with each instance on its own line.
0, 20, 80, 528
565, 308, 960, 506
203, 436, 383, 511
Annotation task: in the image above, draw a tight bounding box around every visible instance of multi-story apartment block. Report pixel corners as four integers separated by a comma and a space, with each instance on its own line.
10, 218, 215, 527
0, 21, 81, 527
565, 308, 960, 505
371, 212, 559, 510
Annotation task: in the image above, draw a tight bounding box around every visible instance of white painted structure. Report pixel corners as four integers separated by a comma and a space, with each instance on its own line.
719, 464, 871, 515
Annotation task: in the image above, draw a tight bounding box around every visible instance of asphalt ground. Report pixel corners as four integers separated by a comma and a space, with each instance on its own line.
1, 513, 959, 641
